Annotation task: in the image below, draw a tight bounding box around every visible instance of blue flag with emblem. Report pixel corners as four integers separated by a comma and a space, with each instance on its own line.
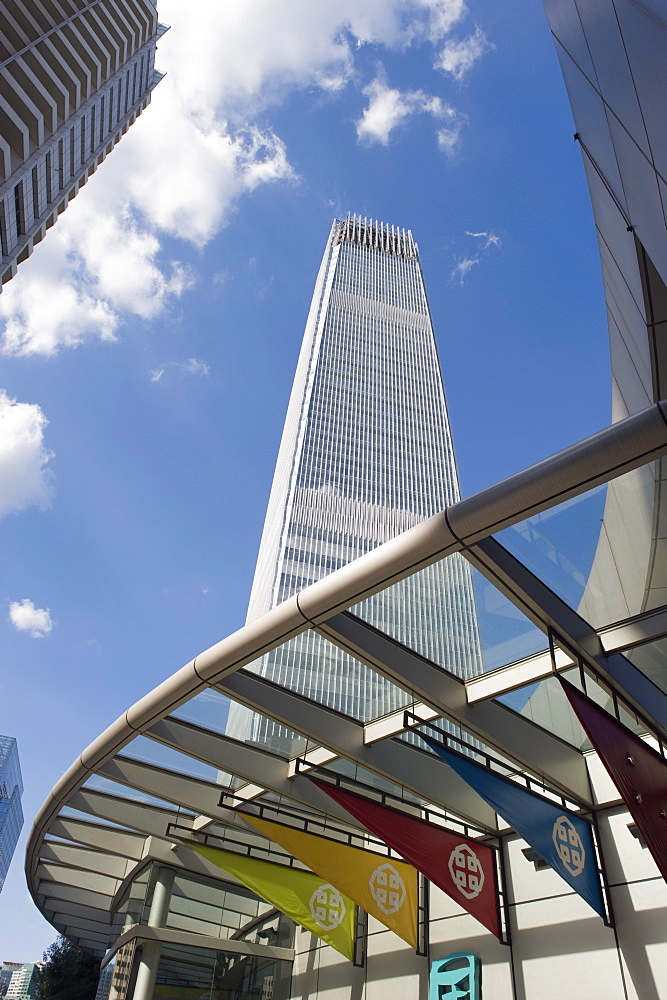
418, 732, 605, 917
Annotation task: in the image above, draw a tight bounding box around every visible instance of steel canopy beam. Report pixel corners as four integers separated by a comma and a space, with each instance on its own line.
217, 671, 497, 829
66, 787, 194, 841
48, 816, 146, 860
467, 536, 667, 736
318, 611, 592, 803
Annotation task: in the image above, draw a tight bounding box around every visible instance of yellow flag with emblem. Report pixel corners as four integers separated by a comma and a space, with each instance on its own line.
244, 814, 418, 948
186, 842, 356, 960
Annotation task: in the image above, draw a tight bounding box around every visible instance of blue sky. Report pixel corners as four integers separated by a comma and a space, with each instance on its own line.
0, 0, 610, 958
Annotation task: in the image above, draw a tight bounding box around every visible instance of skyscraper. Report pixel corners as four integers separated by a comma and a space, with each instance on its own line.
227, 216, 482, 752
0, 0, 165, 288
0, 736, 23, 892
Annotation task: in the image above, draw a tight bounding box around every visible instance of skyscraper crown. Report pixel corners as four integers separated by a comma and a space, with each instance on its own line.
335, 215, 418, 260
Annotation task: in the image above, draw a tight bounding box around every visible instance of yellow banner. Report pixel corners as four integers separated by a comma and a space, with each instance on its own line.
245, 815, 418, 948
187, 843, 356, 960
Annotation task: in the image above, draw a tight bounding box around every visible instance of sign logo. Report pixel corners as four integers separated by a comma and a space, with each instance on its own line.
369, 862, 406, 914
448, 844, 485, 900
552, 815, 585, 877
309, 883, 346, 930
429, 953, 480, 1000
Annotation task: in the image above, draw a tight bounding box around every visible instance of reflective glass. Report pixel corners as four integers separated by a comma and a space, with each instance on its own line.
352, 558, 546, 676
82, 774, 192, 812
495, 484, 607, 611
172, 689, 230, 736
154, 942, 293, 1000
123, 735, 219, 784
498, 665, 649, 750
624, 638, 667, 695
226, 633, 411, 741
215, 692, 311, 762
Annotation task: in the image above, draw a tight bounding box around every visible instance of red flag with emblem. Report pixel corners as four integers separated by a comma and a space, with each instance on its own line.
310, 777, 500, 938
560, 677, 667, 883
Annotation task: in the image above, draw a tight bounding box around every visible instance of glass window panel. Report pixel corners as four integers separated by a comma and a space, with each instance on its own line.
154, 942, 293, 1000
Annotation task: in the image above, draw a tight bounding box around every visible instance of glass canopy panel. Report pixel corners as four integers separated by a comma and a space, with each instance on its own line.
493, 457, 667, 631
216, 695, 311, 762
498, 664, 650, 751
58, 805, 137, 830
220, 636, 406, 757
229, 633, 412, 730
122, 734, 219, 784
171, 688, 231, 736
494, 483, 607, 612
82, 774, 193, 812
624, 637, 667, 695
351, 556, 546, 677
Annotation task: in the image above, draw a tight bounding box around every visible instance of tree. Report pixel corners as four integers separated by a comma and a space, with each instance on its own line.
37, 936, 100, 1000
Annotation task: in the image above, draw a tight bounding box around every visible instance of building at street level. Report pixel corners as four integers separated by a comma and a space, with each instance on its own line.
0, 0, 165, 288
226, 216, 483, 752
0, 736, 22, 893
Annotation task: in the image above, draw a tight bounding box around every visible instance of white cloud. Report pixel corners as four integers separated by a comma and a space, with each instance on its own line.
150, 357, 210, 382
466, 230, 501, 250
437, 120, 464, 157
181, 358, 210, 377
451, 256, 480, 285
0, 390, 54, 518
451, 229, 501, 285
436, 26, 491, 80
0, 0, 489, 355
357, 75, 455, 145
8, 598, 53, 638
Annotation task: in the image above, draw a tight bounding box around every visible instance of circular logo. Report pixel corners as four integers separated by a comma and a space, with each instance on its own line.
552, 816, 585, 877
369, 862, 406, 915
309, 883, 346, 930
448, 844, 485, 900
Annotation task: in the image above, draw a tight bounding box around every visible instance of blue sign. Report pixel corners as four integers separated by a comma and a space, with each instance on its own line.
429, 953, 480, 1000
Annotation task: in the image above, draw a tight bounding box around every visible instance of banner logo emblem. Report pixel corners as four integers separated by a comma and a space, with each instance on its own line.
448, 844, 485, 900
309, 883, 346, 930
369, 863, 406, 914
552, 816, 585, 876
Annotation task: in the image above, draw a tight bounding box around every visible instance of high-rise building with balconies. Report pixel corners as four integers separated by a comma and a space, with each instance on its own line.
0, 0, 165, 287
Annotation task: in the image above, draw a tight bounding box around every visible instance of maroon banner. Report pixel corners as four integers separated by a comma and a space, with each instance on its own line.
310, 777, 500, 938
560, 678, 667, 883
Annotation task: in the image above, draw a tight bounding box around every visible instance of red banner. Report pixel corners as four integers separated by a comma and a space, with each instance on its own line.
561, 678, 667, 883
310, 777, 500, 938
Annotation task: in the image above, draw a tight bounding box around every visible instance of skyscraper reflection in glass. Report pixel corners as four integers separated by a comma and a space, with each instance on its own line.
227, 217, 482, 753
0, 736, 23, 892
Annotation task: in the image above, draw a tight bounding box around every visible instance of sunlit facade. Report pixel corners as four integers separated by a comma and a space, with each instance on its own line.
227, 217, 482, 751
0, 736, 22, 894
0, 0, 165, 288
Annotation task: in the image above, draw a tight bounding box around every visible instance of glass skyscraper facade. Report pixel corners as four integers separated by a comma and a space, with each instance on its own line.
227, 216, 483, 752
0, 736, 23, 892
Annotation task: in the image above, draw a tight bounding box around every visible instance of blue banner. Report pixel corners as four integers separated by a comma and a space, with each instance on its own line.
419, 733, 605, 917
